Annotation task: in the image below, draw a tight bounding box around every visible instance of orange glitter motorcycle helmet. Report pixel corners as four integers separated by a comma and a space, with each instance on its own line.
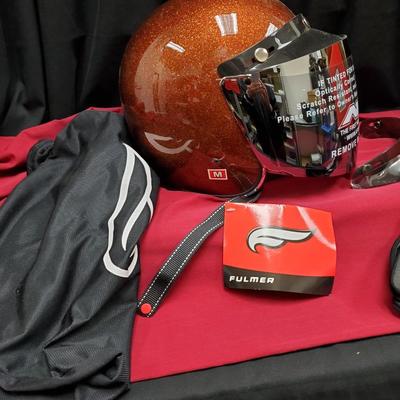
120, 0, 359, 196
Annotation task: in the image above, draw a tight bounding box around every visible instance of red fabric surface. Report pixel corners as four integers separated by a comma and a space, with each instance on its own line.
1, 109, 399, 383
0, 107, 121, 206
131, 110, 400, 381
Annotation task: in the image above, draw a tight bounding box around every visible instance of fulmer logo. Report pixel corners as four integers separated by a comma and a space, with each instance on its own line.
208, 169, 228, 180
229, 276, 275, 284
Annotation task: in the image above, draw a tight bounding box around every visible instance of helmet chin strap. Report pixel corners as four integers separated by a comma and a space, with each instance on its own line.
137, 189, 261, 318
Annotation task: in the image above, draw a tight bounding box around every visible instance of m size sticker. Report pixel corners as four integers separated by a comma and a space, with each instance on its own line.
208, 169, 228, 180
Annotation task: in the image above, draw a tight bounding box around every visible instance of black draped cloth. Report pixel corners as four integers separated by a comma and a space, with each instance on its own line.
0, 0, 163, 135
0, 0, 399, 135
1, 0, 399, 135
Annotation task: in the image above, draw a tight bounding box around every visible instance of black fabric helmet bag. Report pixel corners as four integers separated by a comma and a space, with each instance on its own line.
0, 110, 159, 399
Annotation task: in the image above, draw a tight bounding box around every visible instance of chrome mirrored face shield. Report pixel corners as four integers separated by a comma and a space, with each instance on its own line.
218, 15, 359, 177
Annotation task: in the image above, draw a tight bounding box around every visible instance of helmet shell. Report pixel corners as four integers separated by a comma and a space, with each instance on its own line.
120, 0, 293, 196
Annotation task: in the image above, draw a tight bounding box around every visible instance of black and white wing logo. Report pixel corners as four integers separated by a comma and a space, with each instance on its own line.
247, 227, 313, 253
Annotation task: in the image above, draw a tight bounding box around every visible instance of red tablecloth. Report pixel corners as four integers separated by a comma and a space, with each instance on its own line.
1, 109, 399, 383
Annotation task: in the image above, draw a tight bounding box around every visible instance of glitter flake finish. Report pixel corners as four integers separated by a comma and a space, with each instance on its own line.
120, 0, 293, 196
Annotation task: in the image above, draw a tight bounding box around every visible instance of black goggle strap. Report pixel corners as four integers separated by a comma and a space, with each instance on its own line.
390, 238, 400, 312
137, 190, 260, 317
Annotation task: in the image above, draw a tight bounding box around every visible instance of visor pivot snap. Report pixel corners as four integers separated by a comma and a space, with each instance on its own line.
254, 47, 269, 63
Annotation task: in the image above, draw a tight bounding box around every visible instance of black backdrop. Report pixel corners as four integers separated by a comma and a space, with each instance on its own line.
0, 0, 399, 136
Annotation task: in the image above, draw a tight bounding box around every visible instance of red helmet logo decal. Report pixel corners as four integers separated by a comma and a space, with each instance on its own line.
339, 103, 359, 129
